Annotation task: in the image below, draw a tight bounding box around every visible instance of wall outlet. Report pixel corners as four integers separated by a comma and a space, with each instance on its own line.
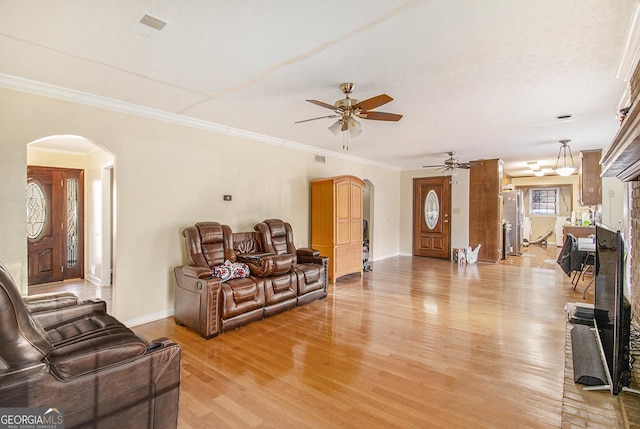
608, 189, 615, 198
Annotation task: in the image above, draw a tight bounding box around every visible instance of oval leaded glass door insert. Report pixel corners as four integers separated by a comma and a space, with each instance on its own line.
26, 181, 46, 239
424, 189, 439, 230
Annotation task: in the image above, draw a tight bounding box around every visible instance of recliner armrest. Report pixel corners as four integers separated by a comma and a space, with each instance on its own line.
30, 298, 108, 331
244, 254, 295, 277
180, 264, 214, 279
297, 247, 320, 257
297, 251, 327, 266
47, 332, 147, 379
174, 266, 222, 338
24, 292, 78, 313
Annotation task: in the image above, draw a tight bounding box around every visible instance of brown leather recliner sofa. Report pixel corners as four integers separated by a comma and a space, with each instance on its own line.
0, 261, 181, 429
174, 218, 328, 338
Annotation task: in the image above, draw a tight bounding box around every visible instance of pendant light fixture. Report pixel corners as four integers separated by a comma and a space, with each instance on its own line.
555, 139, 576, 176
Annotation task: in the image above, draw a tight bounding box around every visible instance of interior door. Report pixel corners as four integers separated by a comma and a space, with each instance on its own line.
413, 176, 451, 258
27, 166, 84, 285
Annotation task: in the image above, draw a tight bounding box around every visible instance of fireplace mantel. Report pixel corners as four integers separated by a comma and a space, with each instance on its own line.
601, 100, 640, 182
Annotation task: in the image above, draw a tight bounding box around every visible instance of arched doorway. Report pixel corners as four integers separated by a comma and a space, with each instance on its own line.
27, 135, 115, 288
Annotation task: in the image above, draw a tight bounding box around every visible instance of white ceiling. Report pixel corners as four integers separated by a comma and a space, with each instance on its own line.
3, 0, 639, 177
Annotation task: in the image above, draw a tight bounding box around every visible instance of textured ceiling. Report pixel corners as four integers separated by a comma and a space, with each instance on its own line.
3, 0, 638, 176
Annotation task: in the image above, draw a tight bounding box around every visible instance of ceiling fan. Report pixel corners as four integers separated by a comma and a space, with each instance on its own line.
295, 82, 402, 139
422, 152, 472, 174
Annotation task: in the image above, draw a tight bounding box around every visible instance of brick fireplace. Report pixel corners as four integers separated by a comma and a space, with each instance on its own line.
631, 182, 640, 324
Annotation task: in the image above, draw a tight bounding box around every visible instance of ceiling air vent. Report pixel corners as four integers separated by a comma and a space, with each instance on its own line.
314, 154, 326, 164
139, 13, 168, 31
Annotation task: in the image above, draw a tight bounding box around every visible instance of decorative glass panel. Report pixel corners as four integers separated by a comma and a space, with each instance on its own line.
424, 190, 439, 230
67, 178, 78, 268
26, 182, 46, 239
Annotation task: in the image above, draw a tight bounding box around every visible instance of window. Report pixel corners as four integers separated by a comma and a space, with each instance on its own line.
530, 187, 559, 215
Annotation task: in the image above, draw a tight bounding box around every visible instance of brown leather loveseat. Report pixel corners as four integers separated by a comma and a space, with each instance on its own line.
0, 261, 181, 429
174, 219, 328, 338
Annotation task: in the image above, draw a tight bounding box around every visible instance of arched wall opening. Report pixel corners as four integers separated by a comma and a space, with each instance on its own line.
27, 135, 116, 294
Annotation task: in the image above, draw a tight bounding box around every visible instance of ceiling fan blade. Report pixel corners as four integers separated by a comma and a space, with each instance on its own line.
306, 99, 337, 110
354, 94, 393, 111
422, 164, 445, 168
294, 114, 339, 124
359, 111, 403, 121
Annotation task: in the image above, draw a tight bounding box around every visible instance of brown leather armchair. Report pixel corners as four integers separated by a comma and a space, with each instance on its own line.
0, 261, 181, 429
254, 219, 328, 305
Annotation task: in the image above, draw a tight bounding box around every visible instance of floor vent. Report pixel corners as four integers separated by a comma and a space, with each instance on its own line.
314, 154, 326, 164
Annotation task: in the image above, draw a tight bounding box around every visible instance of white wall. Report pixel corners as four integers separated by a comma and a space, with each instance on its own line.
399, 168, 470, 255
601, 176, 626, 229
0, 87, 401, 325
87, 149, 115, 286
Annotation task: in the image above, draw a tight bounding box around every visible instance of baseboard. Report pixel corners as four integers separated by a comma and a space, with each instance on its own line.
85, 273, 102, 286
372, 253, 401, 261
124, 308, 174, 327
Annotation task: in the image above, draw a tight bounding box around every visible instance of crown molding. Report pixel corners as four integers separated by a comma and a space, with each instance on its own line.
0, 73, 400, 171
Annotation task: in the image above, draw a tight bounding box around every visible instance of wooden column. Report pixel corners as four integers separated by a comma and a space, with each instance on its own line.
469, 158, 503, 263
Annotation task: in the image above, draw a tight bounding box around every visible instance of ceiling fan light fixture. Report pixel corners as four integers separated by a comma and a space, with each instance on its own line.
554, 139, 576, 176
347, 117, 361, 137
328, 120, 342, 136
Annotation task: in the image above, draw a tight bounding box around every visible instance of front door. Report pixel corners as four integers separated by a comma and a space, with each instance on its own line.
413, 176, 451, 258
27, 166, 84, 285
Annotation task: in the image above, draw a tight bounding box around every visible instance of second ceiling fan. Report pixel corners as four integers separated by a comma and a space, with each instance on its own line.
295, 82, 403, 138
422, 152, 473, 175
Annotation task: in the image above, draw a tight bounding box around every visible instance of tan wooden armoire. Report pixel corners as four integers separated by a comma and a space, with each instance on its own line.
311, 175, 365, 283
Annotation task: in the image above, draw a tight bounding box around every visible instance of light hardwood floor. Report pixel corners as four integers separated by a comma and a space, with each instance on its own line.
30, 246, 590, 428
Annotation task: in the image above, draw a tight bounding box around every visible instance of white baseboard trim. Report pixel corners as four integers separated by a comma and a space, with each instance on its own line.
124, 308, 174, 327
85, 273, 102, 286
371, 253, 401, 261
